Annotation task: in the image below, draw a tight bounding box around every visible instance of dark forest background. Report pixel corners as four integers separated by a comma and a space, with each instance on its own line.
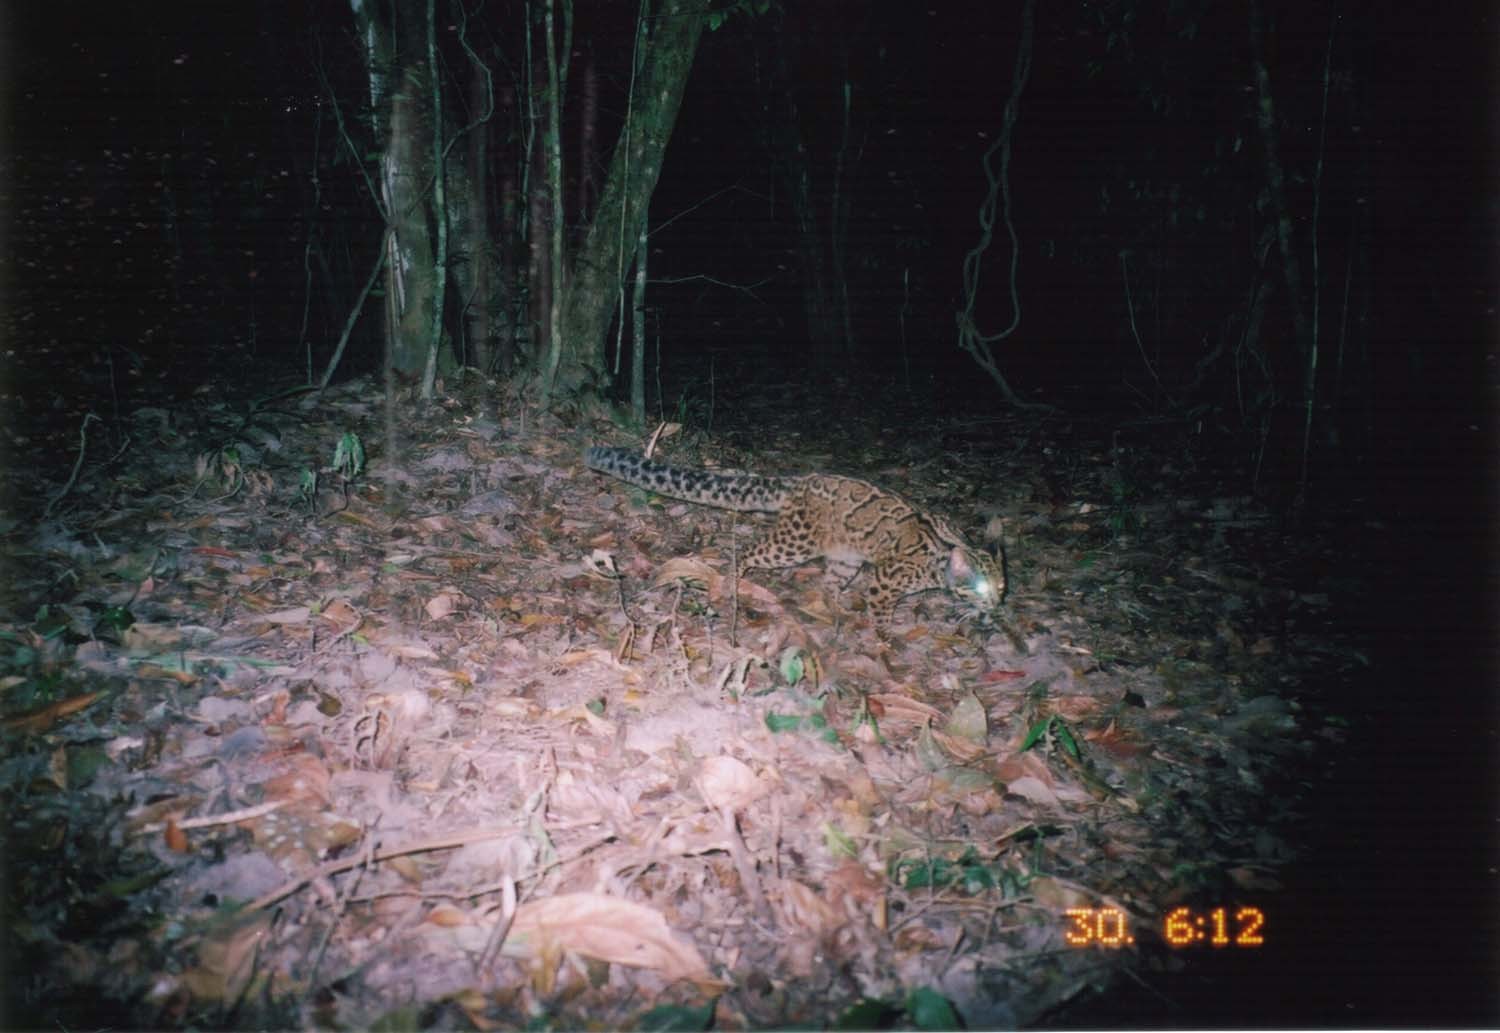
4, 0, 1494, 499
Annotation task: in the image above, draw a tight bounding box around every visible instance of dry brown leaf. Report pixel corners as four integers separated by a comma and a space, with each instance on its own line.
388, 855, 424, 883
453, 987, 501, 1031
1085, 720, 1146, 758
1005, 775, 1061, 808
993, 749, 1056, 786
164, 817, 190, 854
653, 556, 720, 590
780, 875, 840, 941
696, 755, 768, 812
424, 591, 465, 620
2, 690, 104, 734
333, 509, 380, 529
929, 727, 988, 764
1026, 875, 1096, 912
866, 693, 943, 726
551, 702, 616, 737
259, 605, 313, 625
179, 910, 275, 1003
779, 878, 843, 938
120, 622, 192, 649
317, 597, 361, 631
425, 904, 473, 928
507, 892, 714, 983
133, 663, 199, 685
519, 613, 564, 628
824, 862, 888, 930
1227, 865, 1283, 891
893, 924, 947, 950
945, 693, 989, 742
792, 594, 838, 624
1050, 693, 1106, 722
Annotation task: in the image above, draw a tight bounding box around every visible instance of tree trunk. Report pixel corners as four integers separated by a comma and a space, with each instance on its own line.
631, 226, 647, 425
1249, 0, 1313, 365
554, 0, 706, 396
348, 0, 436, 376
464, 66, 493, 374
421, 0, 448, 400
538, 0, 568, 405
386, 67, 437, 375
498, 133, 521, 374
764, 23, 854, 370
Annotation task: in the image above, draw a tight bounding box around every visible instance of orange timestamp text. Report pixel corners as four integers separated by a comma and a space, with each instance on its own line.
1063, 906, 1267, 948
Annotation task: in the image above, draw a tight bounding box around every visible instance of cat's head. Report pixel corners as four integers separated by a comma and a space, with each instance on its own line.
947, 545, 1006, 622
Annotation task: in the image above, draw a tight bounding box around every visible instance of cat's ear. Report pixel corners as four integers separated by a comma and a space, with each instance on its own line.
948, 546, 975, 583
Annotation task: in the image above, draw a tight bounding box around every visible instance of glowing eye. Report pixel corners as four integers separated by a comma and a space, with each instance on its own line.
974, 578, 992, 597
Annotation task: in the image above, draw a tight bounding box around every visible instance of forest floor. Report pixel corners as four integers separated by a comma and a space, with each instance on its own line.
0, 374, 1432, 1029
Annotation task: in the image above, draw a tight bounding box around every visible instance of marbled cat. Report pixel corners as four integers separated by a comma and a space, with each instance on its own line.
585, 446, 1005, 629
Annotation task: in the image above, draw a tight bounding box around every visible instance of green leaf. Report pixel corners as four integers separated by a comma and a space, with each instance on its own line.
764, 711, 804, 733
905, 987, 963, 1031
1052, 720, 1081, 759
68, 745, 111, 787
636, 1000, 716, 1031
32, 606, 70, 640
834, 998, 900, 1030
99, 866, 171, 898
1019, 715, 1053, 752
369, 1005, 423, 1032
822, 822, 858, 859
94, 605, 136, 642
778, 646, 805, 686
334, 431, 366, 479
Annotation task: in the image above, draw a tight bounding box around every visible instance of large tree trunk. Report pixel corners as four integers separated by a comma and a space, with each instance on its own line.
386, 68, 437, 375
349, 0, 436, 376
553, 0, 705, 396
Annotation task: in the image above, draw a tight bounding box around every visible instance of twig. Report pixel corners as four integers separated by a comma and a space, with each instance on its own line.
246, 824, 520, 911
44, 412, 102, 518
302, 833, 376, 1006
1121, 252, 1163, 401
317, 228, 391, 393
316, 47, 388, 222
136, 800, 289, 833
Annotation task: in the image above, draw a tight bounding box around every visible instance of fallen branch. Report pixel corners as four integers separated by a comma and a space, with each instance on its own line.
247, 823, 521, 912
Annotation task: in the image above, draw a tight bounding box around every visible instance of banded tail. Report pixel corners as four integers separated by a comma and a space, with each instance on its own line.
584, 447, 789, 512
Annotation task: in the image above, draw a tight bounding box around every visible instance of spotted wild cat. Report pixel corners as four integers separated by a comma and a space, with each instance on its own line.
585, 446, 1005, 629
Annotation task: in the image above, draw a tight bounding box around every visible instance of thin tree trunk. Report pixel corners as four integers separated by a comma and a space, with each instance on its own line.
1249, 0, 1313, 364
772, 29, 836, 364
421, 0, 447, 399
466, 63, 492, 374
631, 226, 647, 425
555, 0, 706, 394
539, 0, 568, 406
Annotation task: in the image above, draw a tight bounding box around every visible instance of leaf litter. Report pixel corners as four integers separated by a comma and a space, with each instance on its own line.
0, 378, 1361, 1028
